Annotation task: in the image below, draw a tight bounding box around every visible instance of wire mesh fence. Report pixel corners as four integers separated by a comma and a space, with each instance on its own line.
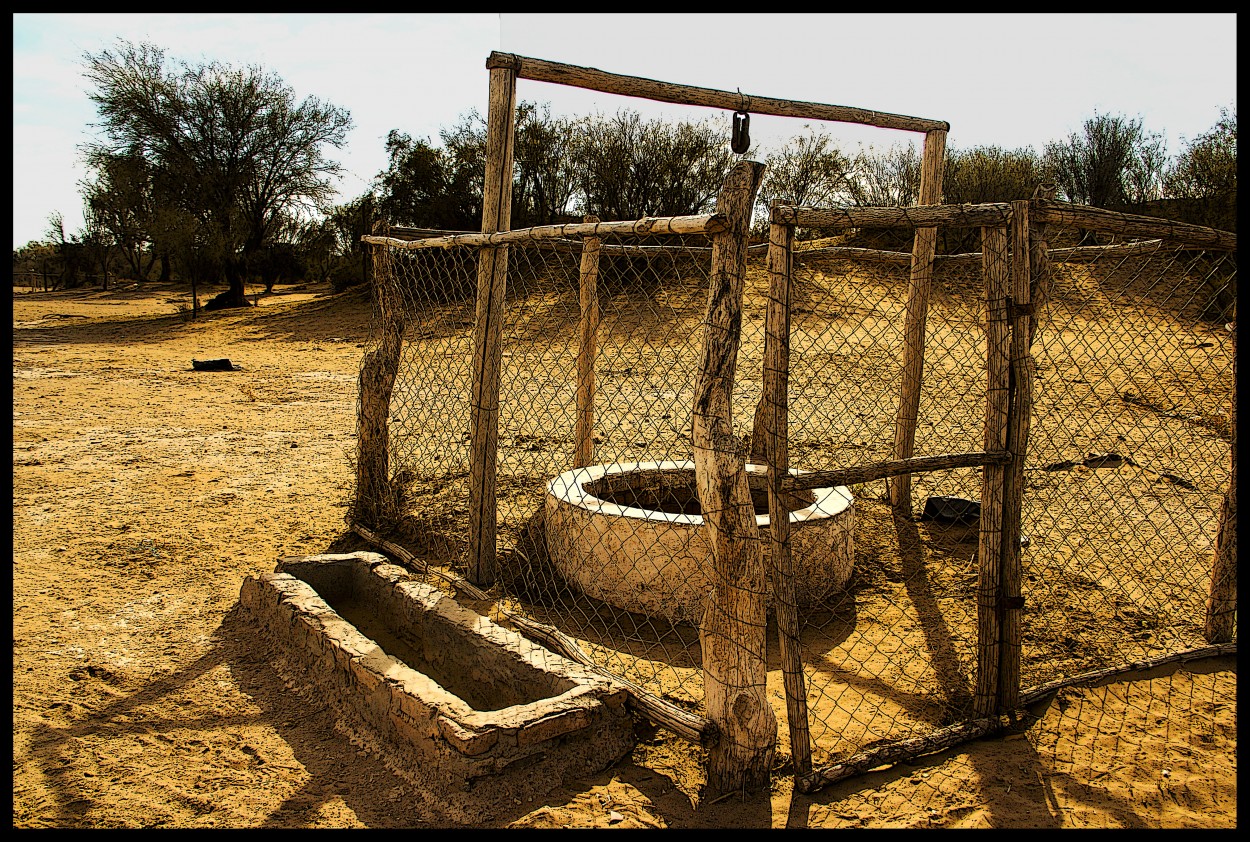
350, 197, 1235, 796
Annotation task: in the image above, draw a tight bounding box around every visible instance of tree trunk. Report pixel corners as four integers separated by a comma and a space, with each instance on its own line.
693, 159, 775, 798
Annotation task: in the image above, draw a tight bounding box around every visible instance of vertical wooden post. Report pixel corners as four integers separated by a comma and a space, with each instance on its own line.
763, 215, 813, 781
693, 160, 775, 796
998, 200, 1034, 712
1027, 184, 1055, 348
889, 128, 947, 511
574, 216, 602, 469
467, 55, 518, 587
1205, 324, 1237, 643
354, 221, 405, 526
974, 224, 1010, 718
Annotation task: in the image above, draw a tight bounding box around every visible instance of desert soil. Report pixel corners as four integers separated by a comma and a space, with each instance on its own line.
11, 280, 1236, 828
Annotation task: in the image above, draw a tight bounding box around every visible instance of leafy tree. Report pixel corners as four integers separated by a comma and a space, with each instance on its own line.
758, 128, 857, 236
1042, 112, 1166, 208
943, 145, 1045, 205
1163, 106, 1236, 231
13, 240, 61, 291
82, 40, 351, 307
45, 212, 86, 289
573, 110, 734, 220
80, 198, 118, 289
849, 143, 921, 208
512, 102, 579, 227
79, 149, 158, 281
940, 145, 1047, 251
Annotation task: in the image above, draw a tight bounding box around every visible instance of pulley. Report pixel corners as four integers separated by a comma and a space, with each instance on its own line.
731, 110, 751, 155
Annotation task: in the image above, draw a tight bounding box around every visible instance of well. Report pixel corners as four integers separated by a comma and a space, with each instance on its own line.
544, 461, 855, 624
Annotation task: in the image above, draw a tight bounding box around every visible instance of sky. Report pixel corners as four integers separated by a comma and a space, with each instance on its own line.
12, 12, 1238, 251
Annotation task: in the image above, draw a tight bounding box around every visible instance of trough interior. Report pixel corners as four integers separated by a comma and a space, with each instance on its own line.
283, 558, 574, 712
584, 467, 816, 517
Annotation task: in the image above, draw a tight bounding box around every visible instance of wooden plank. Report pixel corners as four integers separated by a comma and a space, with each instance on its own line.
889, 128, 947, 511
780, 450, 1010, 492
1031, 199, 1236, 251
772, 203, 1012, 230
762, 217, 813, 781
507, 614, 718, 747
361, 213, 728, 250
800, 641, 1237, 793
467, 62, 518, 587
490, 51, 948, 134
574, 217, 602, 468
998, 200, 1035, 711
353, 223, 406, 526
974, 225, 1010, 717
793, 239, 1167, 266
692, 160, 775, 797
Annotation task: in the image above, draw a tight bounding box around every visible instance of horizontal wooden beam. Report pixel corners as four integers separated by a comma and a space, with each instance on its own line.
489, 51, 948, 135
363, 214, 728, 250
781, 451, 1010, 491
794, 239, 1172, 266
772, 203, 1014, 230
1032, 201, 1236, 251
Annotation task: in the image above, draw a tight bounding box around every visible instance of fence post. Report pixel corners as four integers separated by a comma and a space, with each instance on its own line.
353, 221, 404, 526
974, 224, 1010, 717
1027, 184, 1055, 347
763, 213, 814, 782
574, 216, 602, 468
997, 200, 1035, 711
467, 54, 518, 587
1205, 324, 1237, 643
889, 128, 947, 511
693, 159, 775, 797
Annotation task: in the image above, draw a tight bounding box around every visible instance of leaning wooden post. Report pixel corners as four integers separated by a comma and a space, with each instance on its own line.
573, 216, 602, 469
889, 128, 947, 512
974, 223, 1010, 718
1205, 323, 1236, 643
693, 160, 775, 796
467, 54, 519, 587
354, 221, 405, 525
998, 200, 1035, 712
763, 214, 813, 782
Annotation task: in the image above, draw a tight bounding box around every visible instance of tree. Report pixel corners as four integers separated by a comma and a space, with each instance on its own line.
45, 212, 86, 289
849, 143, 921, 207
512, 102, 579, 227
757, 128, 857, 236
79, 149, 158, 281
82, 40, 351, 307
573, 110, 734, 220
1164, 106, 1236, 231
1042, 112, 1166, 208
941, 145, 1046, 251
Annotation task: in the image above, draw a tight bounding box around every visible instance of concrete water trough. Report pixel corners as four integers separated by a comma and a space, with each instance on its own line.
238, 552, 635, 819
544, 461, 855, 625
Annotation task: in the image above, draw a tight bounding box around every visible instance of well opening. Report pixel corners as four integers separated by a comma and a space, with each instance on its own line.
584, 468, 817, 517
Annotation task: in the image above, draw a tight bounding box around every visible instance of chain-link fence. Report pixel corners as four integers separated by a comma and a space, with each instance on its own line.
349, 195, 1235, 795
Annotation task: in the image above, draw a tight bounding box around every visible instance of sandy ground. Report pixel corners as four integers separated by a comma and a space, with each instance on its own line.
11, 280, 1237, 828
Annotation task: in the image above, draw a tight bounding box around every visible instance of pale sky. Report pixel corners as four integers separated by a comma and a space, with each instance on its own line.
12, 13, 1238, 250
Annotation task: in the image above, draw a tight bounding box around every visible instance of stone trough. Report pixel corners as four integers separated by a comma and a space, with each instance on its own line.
545, 461, 855, 625
238, 552, 635, 820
